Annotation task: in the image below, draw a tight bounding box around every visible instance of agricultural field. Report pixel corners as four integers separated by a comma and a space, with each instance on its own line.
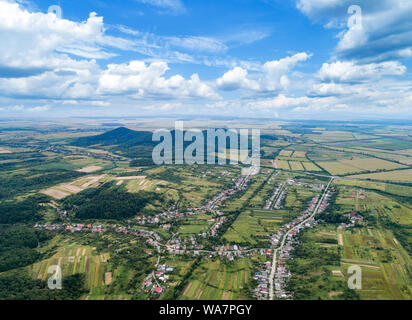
348, 169, 412, 182
316, 158, 406, 175
41, 174, 108, 199
223, 209, 282, 245
180, 258, 253, 300
289, 161, 305, 171
276, 160, 290, 170
339, 227, 412, 300
142, 165, 241, 208
29, 242, 111, 299
0, 120, 411, 301
334, 179, 412, 198
178, 215, 213, 235
302, 162, 322, 171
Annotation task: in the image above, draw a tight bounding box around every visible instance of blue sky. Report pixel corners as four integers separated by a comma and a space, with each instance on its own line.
0, 0, 412, 119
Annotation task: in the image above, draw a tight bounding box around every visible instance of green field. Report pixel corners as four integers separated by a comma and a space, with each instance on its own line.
180, 258, 253, 300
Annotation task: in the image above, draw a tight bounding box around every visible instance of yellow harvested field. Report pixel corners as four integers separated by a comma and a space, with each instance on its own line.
332, 270, 344, 277
348, 169, 412, 182
105, 272, 112, 285
115, 176, 146, 180
80, 175, 107, 189
0, 147, 11, 154
341, 262, 380, 270
77, 166, 103, 173
395, 149, 412, 156
292, 151, 306, 158
289, 161, 305, 171
222, 292, 232, 300
58, 184, 83, 193
338, 234, 343, 246
302, 162, 322, 171
279, 150, 293, 156
41, 175, 106, 199
277, 160, 290, 170
217, 151, 249, 162
317, 161, 358, 175
42, 189, 70, 200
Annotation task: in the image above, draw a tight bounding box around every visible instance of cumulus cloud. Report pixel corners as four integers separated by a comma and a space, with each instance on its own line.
0, 1, 221, 104
216, 53, 311, 92
308, 82, 349, 97
0, 1, 116, 75
296, 0, 412, 62
216, 67, 259, 91
98, 60, 220, 99
317, 60, 406, 83
261, 53, 311, 91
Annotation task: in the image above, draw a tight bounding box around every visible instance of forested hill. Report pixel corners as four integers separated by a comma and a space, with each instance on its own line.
71, 126, 273, 161
73, 127, 154, 147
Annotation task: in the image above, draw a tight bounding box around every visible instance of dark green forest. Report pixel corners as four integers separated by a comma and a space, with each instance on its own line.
61, 183, 161, 220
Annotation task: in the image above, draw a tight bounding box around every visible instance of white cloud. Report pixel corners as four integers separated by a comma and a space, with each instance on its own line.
89, 101, 110, 106
165, 36, 227, 53
216, 53, 311, 92
296, 0, 412, 62
9, 104, 25, 111
98, 60, 220, 100
27, 105, 50, 112
216, 67, 259, 91
308, 82, 349, 97
0, 2, 223, 104
135, 0, 185, 14
261, 53, 311, 91
317, 60, 406, 83
0, 1, 113, 74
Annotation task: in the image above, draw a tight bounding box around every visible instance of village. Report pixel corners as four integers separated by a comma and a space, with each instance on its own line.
35, 171, 340, 300
254, 179, 336, 300
42, 145, 128, 162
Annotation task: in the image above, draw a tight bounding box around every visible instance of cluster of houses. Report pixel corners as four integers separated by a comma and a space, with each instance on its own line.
263, 180, 328, 211
35, 222, 165, 253
166, 236, 204, 256
204, 174, 251, 212
257, 187, 335, 300
272, 189, 335, 299
274, 243, 294, 299
351, 191, 368, 199
35, 223, 105, 233
43, 145, 128, 162
341, 210, 364, 229
209, 216, 227, 237
135, 202, 198, 226
155, 264, 175, 283
142, 273, 164, 296
214, 244, 256, 261
142, 264, 176, 296
264, 183, 284, 210
254, 261, 272, 299
273, 189, 287, 210
34, 223, 64, 231
287, 179, 325, 192
135, 172, 250, 232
